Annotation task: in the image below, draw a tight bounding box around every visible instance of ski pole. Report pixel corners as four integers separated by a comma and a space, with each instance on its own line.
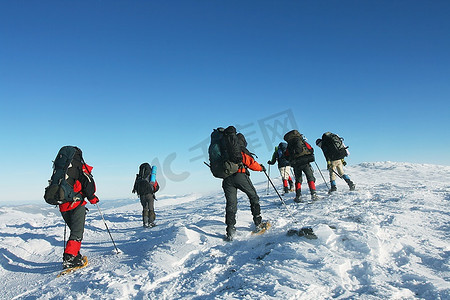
96, 204, 120, 254
314, 162, 329, 190
263, 170, 298, 224
266, 165, 270, 195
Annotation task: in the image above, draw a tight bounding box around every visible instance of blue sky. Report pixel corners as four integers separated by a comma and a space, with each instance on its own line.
1, 0, 449, 202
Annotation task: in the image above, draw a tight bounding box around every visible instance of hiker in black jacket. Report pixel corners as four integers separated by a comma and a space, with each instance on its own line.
268, 142, 294, 194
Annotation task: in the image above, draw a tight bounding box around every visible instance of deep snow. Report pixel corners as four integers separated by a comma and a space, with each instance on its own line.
0, 162, 449, 299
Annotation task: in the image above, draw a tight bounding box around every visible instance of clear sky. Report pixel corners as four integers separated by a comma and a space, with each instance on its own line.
1, 0, 449, 203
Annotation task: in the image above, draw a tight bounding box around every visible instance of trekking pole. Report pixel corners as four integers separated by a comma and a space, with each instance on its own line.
314, 162, 329, 190
332, 168, 344, 180
96, 204, 120, 254
64, 222, 67, 249
266, 165, 270, 195
263, 170, 298, 224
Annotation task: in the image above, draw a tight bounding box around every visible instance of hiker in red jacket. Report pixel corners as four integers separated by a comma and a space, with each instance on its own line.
59, 149, 99, 269
222, 129, 266, 241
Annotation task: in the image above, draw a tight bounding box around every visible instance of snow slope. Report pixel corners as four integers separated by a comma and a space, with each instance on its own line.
0, 162, 449, 299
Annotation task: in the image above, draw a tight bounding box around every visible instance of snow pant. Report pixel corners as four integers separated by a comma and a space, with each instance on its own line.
329, 159, 345, 181
140, 193, 156, 226
222, 172, 262, 231
279, 166, 292, 181
328, 159, 354, 189
279, 166, 294, 191
61, 204, 86, 256
292, 163, 316, 194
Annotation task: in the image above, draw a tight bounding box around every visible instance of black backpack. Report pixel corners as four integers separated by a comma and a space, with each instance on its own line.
44, 146, 84, 205
134, 163, 154, 195
284, 130, 315, 165
208, 126, 242, 179
321, 132, 348, 160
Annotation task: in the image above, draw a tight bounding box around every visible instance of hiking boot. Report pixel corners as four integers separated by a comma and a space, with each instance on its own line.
311, 191, 319, 201
294, 197, 303, 203
62, 253, 84, 269
348, 182, 356, 191
289, 180, 294, 192
294, 190, 302, 203
283, 186, 289, 194
329, 185, 337, 194
253, 214, 262, 227
345, 179, 356, 191
226, 226, 236, 241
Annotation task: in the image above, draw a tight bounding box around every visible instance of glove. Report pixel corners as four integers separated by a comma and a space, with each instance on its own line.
342, 159, 347, 166
89, 196, 99, 204
327, 161, 332, 170
267, 160, 271, 165
132, 189, 136, 194
260, 164, 266, 172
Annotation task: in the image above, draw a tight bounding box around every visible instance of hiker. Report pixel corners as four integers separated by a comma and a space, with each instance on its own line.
283, 130, 318, 202
56, 147, 99, 269
267, 142, 294, 194
208, 126, 266, 241
316, 132, 355, 192
132, 163, 160, 228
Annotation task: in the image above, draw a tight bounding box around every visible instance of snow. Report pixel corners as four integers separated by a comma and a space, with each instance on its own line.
0, 162, 449, 299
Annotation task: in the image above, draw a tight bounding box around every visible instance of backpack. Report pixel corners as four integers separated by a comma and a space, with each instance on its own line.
283, 130, 315, 165
277, 142, 287, 159
44, 146, 84, 205
237, 132, 256, 158
134, 163, 154, 195
321, 132, 348, 161
208, 127, 242, 179
276, 142, 290, 167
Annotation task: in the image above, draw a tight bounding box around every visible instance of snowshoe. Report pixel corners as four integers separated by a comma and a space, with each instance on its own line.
252, 221, 271, 235
294, 197, 304, 203
310, 192, 319, 201
58, 255, 88, 277
286, 227, 318, 239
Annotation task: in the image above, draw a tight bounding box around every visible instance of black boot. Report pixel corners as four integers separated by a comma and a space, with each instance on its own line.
294, 190, 302, 203
329, 185, 337, 194
62, 253, 83, 269
226, 226, 236, 241
289, 180, 294, 192
283, 186, 289, 194
253, 214, 262, 227
310, 191, 319, 201
345, 179, 356, 191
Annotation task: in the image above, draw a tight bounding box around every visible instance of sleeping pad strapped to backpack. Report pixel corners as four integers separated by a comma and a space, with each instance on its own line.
134, 163, 156, 196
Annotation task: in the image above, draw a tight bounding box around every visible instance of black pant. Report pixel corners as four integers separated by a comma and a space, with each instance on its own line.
140, 193, 156, 225
61, 204, 87, 241
292, 163, 315, 184
222, 173, 262, 229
